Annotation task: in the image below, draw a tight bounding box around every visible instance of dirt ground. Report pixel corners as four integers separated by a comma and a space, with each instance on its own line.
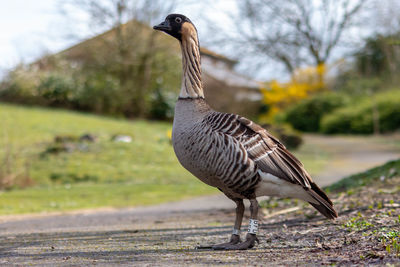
0, 176, 399, 266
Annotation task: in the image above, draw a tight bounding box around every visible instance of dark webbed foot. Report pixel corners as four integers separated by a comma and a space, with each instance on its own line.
212, 234, 241, 250
196, 233, 259, 250
213, 233, 259, 250
196, 234, 241, 250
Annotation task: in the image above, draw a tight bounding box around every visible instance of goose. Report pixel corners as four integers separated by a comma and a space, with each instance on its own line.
153, 14, 337, 250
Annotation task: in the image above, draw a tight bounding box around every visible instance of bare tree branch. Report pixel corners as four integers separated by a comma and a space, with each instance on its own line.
223, 0, 368, 75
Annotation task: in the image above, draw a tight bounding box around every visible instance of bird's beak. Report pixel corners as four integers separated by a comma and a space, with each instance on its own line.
153, 20, 171, 32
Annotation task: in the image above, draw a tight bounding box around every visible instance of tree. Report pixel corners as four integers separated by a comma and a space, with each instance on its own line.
59, 0, 180, 117
340, 33, 400, 135
228, 0, 367, 75
355, 34, 400, 80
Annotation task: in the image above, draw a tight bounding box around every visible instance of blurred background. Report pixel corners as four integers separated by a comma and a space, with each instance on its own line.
0, 0, 399, 215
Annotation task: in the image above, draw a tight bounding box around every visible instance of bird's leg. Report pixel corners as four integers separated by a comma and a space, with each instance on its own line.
211, 199, 244, 249
238, 198, 260, 249
196, 199, 244, 249
222, 198, 260, 250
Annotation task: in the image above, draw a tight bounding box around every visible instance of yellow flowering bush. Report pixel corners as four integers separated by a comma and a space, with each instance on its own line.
260, 64, 326, 121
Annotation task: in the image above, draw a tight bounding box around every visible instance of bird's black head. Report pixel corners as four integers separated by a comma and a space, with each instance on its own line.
153, 14, 194, 41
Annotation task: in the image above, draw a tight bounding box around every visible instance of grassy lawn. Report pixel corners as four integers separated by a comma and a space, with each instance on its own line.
0, 103, 334, 215
1, 103, 182, 185
0, 103, 218, 215
0, 183, 215, 215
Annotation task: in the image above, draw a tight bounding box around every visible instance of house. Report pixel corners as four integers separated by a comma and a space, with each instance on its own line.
200, 47, 262, 117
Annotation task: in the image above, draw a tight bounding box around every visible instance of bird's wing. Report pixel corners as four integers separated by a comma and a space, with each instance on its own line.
206, 112, 313, 188
237, 116, 313, 188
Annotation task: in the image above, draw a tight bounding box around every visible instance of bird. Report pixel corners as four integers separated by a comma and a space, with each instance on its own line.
153, 14, 338, 250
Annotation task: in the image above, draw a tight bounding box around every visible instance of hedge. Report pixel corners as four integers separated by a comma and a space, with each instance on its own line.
320, 90, 400, 134
284, 93, 347, 132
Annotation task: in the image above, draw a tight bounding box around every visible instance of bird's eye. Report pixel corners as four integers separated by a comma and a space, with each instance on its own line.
175, 17, 182, 23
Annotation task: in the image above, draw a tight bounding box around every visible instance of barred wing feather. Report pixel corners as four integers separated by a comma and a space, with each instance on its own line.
237, 117, 313, 189
207, 113, 313, 190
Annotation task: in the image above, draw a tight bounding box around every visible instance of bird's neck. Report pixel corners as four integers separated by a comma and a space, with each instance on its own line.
179, 34, 204, 99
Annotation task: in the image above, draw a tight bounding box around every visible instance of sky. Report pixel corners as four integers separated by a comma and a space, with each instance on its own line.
0, 1, 64, 72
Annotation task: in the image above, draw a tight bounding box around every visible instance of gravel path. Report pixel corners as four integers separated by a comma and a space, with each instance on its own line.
306, 134, 400, 186
0, 135, 399, 266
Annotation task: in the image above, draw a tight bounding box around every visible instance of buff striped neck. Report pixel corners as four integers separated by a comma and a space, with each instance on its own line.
179, 24, 204, 99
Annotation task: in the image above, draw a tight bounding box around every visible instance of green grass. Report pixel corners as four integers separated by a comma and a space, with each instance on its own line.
0, 103, 217, 215
0, 183, 214, 215
326, 159, 400, 192
1, 103, 182, 185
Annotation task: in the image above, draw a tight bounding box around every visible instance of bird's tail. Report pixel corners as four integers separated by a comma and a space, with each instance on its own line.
306, 182, 338, 219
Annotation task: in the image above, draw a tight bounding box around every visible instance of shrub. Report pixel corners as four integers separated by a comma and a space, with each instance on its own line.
284, 93, 348, 132
148, 87, 176, 120
260, 64, 327, 121
38, 73, 76, 106
0, 65, 43, 105
321, 89, 400, 134
72, 73, 122, 115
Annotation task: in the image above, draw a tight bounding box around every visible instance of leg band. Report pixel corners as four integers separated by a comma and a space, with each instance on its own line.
248, 219, 258, 234
232, 228, 241, 236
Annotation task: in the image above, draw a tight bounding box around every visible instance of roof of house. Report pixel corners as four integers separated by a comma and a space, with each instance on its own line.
202, 56, 260, 89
